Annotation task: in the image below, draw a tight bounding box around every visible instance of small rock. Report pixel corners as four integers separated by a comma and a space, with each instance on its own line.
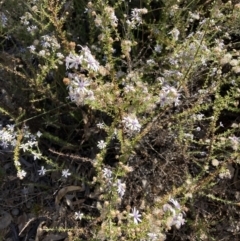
11, 208, 19, 216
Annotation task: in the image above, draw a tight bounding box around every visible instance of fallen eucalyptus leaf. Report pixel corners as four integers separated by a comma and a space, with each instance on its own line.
35, 221, 46, 241
65, 195, 74, 210
0, 210, 12, 230
55, 186, 84, 208
17, 212, 28, 233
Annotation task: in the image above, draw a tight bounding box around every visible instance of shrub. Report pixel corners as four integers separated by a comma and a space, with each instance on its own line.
0, 0, 240, 240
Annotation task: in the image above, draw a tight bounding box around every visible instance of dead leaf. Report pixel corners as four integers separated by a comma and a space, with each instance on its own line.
55, 186, 84, 208
0, 210, 12, 230
17, 212, 28, 233
65, 195, 74, 210
35, 221, 46, 241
